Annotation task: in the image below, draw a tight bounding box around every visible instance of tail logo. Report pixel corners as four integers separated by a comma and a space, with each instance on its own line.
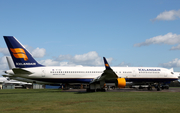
10, 48, 28, 61
105, 64, 109, 67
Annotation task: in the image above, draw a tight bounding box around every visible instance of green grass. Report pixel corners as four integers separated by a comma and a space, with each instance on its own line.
0, 89, 180, 113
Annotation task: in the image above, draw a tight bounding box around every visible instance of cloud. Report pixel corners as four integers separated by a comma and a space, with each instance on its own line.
1, 45, 107, 67
40, 51, 112, 66
31, 47, 46, 58
24, 45, 46, 58
0, 45, 46, 58
56, 54, 72, 61
0, 48, 9, 56
39, 59, 59, 66
59, 62, 83, 67
0, 56, 8, 68
72, 51, 106, 66
118, 62, 131, 67
134, 33, 180, 50
151, 9, 180, 21
57, 51, 112, 66
170, 44, 180, 50
0, 48, 113, 76
160, 58, 180, 68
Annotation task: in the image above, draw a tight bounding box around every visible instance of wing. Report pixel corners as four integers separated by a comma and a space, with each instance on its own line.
90, 57, 118, 83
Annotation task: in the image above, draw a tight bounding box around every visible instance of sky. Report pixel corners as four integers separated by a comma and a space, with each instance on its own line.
1, 0, 180, 77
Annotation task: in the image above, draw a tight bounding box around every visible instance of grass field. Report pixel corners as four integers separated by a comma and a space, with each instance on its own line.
0, 89, 180, 113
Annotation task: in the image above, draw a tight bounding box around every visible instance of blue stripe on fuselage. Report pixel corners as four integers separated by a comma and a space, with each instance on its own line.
30, 78, 94, 83
125, 78, 178, 82
25, 78, 178, 84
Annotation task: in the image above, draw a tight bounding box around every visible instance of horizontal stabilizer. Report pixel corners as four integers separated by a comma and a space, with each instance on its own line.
2, 75, 11, 77
12, 68, 33, 74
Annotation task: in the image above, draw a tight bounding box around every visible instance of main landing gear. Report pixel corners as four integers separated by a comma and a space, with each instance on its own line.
147, 85, 152, 91
86, 82, 106, 92
155, 83, 169, 91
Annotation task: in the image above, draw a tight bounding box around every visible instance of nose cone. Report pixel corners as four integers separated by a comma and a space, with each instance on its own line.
173, 72, 180, 79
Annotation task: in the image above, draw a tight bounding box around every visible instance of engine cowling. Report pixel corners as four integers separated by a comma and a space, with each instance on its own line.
115, 78, 126, 88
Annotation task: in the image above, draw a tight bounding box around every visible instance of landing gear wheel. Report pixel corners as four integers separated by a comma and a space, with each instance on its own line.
166, 86, 169, 89
157, 87, 161, 91
147, 87, 152, 91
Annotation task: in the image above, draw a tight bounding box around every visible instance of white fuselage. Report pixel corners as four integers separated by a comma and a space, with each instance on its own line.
7, 66, 178, 84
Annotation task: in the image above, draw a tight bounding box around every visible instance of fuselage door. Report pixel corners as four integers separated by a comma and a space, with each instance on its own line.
42, 68, 46, 77
164, 70, 168, 77
133, 70, 136, 77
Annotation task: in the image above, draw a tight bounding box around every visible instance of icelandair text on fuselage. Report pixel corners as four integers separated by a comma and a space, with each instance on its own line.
16, 63, 36, 65
138, 69, 161, 71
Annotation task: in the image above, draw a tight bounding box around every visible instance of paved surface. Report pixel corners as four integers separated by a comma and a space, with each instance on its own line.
109, 87, 180, 92
61, 87, 180, 92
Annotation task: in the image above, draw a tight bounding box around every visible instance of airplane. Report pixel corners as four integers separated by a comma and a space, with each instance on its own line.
0, 77, 31, 86
2, 36, 179, 91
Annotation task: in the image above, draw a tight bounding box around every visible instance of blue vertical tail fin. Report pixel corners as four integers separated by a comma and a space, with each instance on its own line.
3, 36, 44, 68
103, 57, 112, 70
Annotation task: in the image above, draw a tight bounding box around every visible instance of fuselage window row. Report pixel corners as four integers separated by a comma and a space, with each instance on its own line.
50, 71, 104, 74
50, 71, 160, 74
139, 72, 160, 73
50, 71, 133, 74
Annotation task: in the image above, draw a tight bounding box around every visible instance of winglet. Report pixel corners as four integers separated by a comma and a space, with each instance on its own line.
103, 57, 112, 70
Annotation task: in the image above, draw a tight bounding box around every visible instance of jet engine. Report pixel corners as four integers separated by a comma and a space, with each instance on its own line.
115, 78, 126, 88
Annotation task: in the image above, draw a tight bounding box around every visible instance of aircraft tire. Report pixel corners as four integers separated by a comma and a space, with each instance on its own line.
166, 86, 169, 89
157, 87, 161, 91
100, 88, 106, 92
148, 87, 152, 91
86, 88, 90, 92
